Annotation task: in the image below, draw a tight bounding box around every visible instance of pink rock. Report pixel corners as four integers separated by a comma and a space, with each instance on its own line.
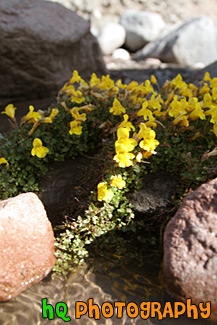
0, 192, 56, 301
163, 178, 217, 321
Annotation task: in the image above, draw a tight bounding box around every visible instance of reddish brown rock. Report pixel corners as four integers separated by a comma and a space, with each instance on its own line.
0, 192, 56, 301
163, 178, 217, 321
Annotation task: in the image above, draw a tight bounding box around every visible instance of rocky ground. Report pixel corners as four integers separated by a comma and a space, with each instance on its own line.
48, 0, 217, 82
48, 0, 217, 28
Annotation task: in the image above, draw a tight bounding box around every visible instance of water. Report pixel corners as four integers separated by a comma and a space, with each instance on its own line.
0, 242, 214, 325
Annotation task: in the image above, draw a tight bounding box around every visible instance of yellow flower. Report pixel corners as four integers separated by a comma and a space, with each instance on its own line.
169, 96, 182, 118
189, 103, 206, 120
116, 79, 126, 89
210, 78, 217, 88
43, 108, 59, 123
144, 116, 157, 128
203, 93, 212, 108
115, 137, 137, 153
151, 75, 157, 84
136, 151, 153, 161
70, 108, 86, 122
97, 182, 114, 201
136, 152, 143, 163
110, 98, 126, 115
126, 81, 139, 92
212, 87, 217, 101
115, 127, 137, 153
144, 80, 154, 94
131, 94, 144, 105
136, 123, 155, 141
110, 175, 126, 189
206, 106, 217, 124
211, 124, 217, 137
113, 152, 135, 168
98, 75, 114, 91
186, 97, 199, 112
179, 98, 189, 112
142, 151, 153, 158
139, 137, 159, 153
135, 123, 159, 153
0, 157, 9, 166
173, 113, 189, 127
67, 89, 85, 104
137, 101, 153, 120
1, 104, 16, 119
23, 105, 41, 123
199, 83, 210, 95
171, 74, 186, 89
203, 72, 211, 82
90, 73, 101, 88
188, 83, 198, 96
119, 114, 135, 131
49, 108, 59, 120
165, 91, 175, 105
69, 70, 81, 84
69, 120, 82, 135
31, 138, 49, 158
117, 127, 130, 140
148, 94, 163, 111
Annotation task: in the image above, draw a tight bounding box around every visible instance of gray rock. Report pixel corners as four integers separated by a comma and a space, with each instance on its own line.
120, 10, 166, 52
97, 22, 126, 55
38, 157, 94, 224
134, 16, 217, 68
190, 60, 217, 83
0, 0, 106, 107
163, 177, 217, 322
0, 193, 56, 301
128, 172, 177, 217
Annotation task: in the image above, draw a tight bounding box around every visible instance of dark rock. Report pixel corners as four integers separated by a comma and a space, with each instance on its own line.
0, 192, 56, 301
38, 156, 100, 224
109, 66, 195, 88
128, 172, 177, 217
133, 16, 217, 68
190, 60, 217, 84
0, 0, 106, 107
163, 177, 217, 322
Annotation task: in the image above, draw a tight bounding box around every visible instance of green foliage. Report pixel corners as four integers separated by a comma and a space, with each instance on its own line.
53, 188, 135, 276
1, 70, 217, 275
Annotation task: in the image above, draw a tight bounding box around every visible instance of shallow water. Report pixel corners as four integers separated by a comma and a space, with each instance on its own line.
0, 247, 214, 325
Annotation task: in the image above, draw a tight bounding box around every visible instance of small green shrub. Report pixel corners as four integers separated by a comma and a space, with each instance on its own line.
1, 71, 217, 274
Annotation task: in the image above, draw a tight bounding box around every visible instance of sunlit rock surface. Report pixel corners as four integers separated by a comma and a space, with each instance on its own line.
0, 192, 56, 301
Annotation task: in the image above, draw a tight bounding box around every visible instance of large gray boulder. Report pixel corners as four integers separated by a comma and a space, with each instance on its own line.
163, 178, 217, 322
120, 10, 166, 52
134, 16, 217, 68
0, 0, 106, 107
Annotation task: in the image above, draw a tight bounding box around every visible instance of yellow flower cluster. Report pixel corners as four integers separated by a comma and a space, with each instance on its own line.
97, 175, 126, 201
69, 107, 86, 135
114, 126, 137, 168
163, 73, 217, 135
2, 69, 217, 206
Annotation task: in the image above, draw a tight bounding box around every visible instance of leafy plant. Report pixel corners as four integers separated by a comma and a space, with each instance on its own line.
1, 70, 217, 274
